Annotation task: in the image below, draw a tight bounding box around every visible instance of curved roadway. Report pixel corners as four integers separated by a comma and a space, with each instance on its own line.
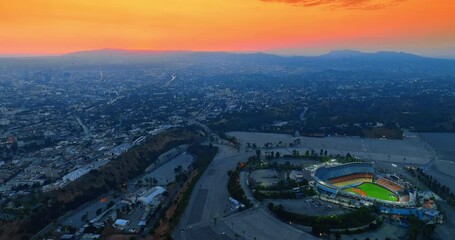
172, 145, 318, 240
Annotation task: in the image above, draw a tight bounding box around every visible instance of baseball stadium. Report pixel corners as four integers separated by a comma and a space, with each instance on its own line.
313, 162, 415, 206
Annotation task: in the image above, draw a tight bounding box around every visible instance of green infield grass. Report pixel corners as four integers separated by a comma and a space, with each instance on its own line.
344, 182, 398, 202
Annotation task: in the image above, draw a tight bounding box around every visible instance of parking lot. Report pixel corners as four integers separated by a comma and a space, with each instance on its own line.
224, 208, 318, 240
142, 152, 193, 185
249, 169, 279, 187
228, 131, 435, 165
268, 198, 349, 217
62, 194, 118, 228
343, 222, 406, 240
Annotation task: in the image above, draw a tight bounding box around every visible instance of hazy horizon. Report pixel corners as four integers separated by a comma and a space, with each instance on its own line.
1, 0, 454, 57
0, 47, 454, 59
1, 1, 455, 240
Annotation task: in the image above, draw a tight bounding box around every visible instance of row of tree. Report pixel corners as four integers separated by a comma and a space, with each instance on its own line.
408, 167, 455, 206
406, 215, 436, 240
268, 203, 378, 237
227, 164, 253, 209
5, 128, 204, 239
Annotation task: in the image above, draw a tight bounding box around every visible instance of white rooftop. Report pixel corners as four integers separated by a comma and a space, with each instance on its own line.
138, 186, 166, 205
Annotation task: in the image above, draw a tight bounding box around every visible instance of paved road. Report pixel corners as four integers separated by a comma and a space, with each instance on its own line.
174, 145, 247, 240
224, 208, 318, 240
173, 145, 318, 240
269, 198, 347, 217
239, 172, 259, 207
187, 189, 208, 225
434, 201, 455, 240
62, 193, 118, 228
170, 131, 455, 240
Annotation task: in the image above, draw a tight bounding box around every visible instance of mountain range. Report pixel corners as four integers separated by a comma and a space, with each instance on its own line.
2, 49, 455, 74
64, 49, 455, 73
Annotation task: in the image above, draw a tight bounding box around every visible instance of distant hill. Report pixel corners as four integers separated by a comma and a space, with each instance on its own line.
320, 50, 368, 58
63, 48, 442, 62
319, 49, 427, 60
1, 48, 453, 74
61, 48, 455, 74
63, 48, 286, 65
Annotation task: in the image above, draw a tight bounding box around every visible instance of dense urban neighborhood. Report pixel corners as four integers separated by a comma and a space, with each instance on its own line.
0, 51, 455, 240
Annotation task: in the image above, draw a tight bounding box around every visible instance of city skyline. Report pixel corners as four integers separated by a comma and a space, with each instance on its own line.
1, 0, 454, 57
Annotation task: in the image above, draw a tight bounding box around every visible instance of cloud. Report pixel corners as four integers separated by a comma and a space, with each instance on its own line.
260, 0, 405, 10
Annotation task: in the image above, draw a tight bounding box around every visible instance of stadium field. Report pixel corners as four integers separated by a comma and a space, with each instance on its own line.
344, 182, 398, 202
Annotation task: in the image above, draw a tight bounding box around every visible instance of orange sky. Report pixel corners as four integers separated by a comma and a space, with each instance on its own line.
0, 0, 454, 56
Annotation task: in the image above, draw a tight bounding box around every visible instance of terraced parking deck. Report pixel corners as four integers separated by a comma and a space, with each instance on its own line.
344, 182, 399, 202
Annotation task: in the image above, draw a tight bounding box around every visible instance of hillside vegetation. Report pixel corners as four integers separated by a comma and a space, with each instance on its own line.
1, 127, 205, 240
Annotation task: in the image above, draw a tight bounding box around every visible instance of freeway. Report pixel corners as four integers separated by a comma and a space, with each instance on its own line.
75, 116, 90, 136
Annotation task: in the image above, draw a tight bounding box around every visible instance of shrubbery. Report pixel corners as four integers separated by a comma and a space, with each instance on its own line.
268, 203, 377, 236
227, 165, 253, 209
408, 167, 455, 206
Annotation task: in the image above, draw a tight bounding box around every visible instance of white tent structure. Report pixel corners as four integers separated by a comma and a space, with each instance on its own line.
138, 186, 166, 205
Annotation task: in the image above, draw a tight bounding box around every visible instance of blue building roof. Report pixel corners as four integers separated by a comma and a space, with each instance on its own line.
315, 163, 374, 181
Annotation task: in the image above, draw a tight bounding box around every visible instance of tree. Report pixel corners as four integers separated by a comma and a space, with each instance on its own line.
20, 236, 29, 240
81, 213, 88, 222
151, 177, 158, 185
312, 223, 328, 237
269, 151, 275, 160
11, 141, 18, 153
407, 215, 420, 240
256, 149, 261, 160
292, 149, 300, 157
335, 232, 341, 240
136, 179, 143, 187
174, 165, 183, 174
422, 224, 435, 238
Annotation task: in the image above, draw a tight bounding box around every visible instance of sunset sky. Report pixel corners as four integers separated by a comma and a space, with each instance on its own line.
0, 0, 454, 57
